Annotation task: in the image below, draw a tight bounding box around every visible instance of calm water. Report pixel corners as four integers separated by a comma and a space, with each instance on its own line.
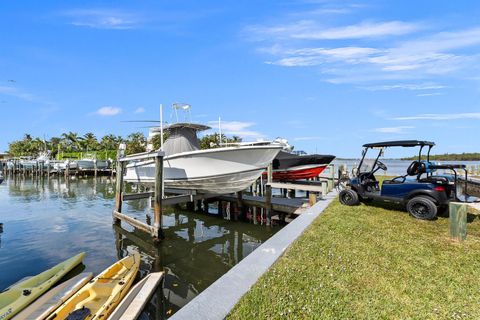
0, 175, 279, 318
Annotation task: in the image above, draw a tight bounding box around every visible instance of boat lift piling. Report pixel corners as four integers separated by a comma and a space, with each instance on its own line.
112, 145, 165, 241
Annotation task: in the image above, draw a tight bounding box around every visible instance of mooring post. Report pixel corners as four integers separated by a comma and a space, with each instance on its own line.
328, 164, 334, 191
265, 162, 273, 226
449, 202, 467, 241
309, 193, 317, 206
252, 179, 258, 225
321, 180, 328, 199
218, 200, 223, 215
65, 161, 70, 179
288, 189, 295, 199
153, 153, 164, 240
236, 191, 244, 220
113, 144, 126, 225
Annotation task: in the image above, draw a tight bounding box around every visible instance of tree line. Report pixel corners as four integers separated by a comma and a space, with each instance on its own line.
401, 153, 480, 161
7, 132, 243, 158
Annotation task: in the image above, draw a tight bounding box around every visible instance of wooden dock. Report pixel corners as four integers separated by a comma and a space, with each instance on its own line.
217, 194, 309, 215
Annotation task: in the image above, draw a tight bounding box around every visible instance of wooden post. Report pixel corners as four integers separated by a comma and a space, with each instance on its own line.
65, 161, 70, 179
218, 201, 223, 215
113, 146, 126, 225
449, 202, 467, 241
265, 162, 273, 226
321, 181, 328, 199
309, 193, 317, 206
252, 180, 258, 225
287, 189, 295, 199
196, 200, 202, 212
236, 191, 244, 220
153, 154, 164, 240
328, 164, 334, 191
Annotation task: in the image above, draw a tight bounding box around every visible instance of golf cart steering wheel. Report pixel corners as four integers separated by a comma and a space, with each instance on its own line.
377, 160, 387, 171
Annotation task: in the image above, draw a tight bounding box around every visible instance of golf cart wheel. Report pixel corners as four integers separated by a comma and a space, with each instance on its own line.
406, 196, 437, 220
339, 189, 360, 206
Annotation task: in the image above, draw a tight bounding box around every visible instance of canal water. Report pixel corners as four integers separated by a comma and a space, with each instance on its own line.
0, 176, 279, 318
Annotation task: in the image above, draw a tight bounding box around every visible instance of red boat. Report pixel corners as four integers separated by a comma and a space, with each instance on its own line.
266, 150, 335, 181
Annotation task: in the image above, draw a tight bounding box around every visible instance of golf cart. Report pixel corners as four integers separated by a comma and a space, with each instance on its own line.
339, 140, 478, 220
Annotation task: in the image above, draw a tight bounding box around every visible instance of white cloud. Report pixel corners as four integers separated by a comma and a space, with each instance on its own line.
250, 20, 420, 40
62, 9, 140, 29
134, 107, 145, 114
208, 121, 265, 139
373, 126, 414, 134
249, 17, 480, 84
0, 86, 36, 101
362, 83, 446, 91
267, 46, 381, 67
95, 106, 121, 116
416, 92, 443, 97
392, 113, 480, 121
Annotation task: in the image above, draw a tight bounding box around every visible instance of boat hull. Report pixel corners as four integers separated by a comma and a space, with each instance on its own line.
125, 146, 281, 194
77, 160, 108, 170
13, 272, 93, 320
267, 151, 335, 181
0, 253, 85, 320
270, 164, 329, 181
47, 253, 140, 320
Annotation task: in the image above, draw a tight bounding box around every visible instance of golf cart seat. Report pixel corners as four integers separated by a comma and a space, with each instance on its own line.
383, 161, 426, 184
418, 176, 450, 184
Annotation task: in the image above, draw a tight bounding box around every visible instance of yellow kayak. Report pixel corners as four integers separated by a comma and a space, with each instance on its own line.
0, 252, 85, 320
46, 253, 140, 320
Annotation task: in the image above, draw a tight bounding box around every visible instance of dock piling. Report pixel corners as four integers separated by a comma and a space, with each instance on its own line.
449, 202, 467, 241
153, 153, 164, 239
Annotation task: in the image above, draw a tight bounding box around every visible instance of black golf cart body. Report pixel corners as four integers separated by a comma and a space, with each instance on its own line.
339, 140, 477, 219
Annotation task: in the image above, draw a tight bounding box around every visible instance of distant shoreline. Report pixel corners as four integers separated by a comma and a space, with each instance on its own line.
401, 153, 480, 161
336, 154, 480, 161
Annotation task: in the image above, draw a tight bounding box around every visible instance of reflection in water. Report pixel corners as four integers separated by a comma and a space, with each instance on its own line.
0, 176, 278, 319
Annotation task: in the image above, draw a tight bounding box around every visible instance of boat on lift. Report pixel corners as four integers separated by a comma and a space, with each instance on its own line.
270, 150, 335, 181
125, 123, 282, 194
229, 139, 335, 181
124, 104, 282, 194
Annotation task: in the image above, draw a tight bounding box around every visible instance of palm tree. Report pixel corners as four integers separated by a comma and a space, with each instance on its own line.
100, 134, 122, 150
83, 132, 98, 152
61, 132, 82, 151
125, 132, 146, 154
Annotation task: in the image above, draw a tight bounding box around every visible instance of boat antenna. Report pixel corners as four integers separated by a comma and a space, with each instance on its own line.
218, 116, 222, 147
172, 103, 191, 123
160, 104, 164, 150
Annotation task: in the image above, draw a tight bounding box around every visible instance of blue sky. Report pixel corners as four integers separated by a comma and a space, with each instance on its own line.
1, 1, 479, 157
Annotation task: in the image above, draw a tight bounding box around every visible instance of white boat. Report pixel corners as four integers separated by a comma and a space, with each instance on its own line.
77, 157, 108, 170
52, 160, 78, 171
125, 123, 282, 194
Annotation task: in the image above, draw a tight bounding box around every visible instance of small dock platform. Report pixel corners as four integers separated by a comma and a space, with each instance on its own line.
217, 194, 309, 215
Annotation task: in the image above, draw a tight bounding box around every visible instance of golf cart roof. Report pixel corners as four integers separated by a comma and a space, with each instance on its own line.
363, 140, 435, 148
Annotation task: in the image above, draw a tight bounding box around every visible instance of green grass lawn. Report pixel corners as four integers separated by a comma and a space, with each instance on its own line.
227, 197, 480, 319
